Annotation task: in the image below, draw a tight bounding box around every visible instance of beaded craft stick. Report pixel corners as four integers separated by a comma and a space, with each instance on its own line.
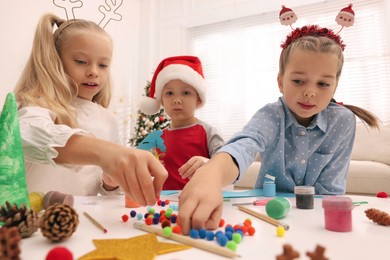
134, 222, 240, 258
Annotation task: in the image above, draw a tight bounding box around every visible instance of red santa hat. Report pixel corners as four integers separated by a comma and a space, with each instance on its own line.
279, 5, 294, 18
140, 56, 207, 115
338, 3, 355, 18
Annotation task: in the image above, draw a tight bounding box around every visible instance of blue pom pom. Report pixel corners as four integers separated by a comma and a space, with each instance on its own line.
217, 234, 228, 246
137, 213, 143, 220
225, 230, 233, 240
153, 217, 159, 225
215, 230, 224, 238
161, 201, 166, 207
189, 229, 199, 239
130, 210, 137, 218
206, 231, 215, 241
170, 215, 177, 223
199, 228, 207, 239
225, 225, 234, 233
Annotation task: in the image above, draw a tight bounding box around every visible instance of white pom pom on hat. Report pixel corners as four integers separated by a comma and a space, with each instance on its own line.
139, 55, 207, 115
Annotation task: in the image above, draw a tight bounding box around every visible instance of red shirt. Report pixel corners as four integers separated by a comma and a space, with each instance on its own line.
160, 124, 209, 190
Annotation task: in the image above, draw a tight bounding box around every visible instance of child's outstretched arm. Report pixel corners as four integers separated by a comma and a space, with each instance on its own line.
178, 152, 239, 235
178, 156, 209, 180
54, 134, 168, 205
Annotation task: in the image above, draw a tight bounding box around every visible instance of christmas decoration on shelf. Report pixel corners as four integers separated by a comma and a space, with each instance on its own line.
129, 81, 170, 147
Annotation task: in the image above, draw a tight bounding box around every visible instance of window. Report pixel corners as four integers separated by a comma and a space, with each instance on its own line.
190, 0, 390, 141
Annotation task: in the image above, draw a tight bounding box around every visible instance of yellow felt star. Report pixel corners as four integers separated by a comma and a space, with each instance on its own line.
78, 233, 191, 260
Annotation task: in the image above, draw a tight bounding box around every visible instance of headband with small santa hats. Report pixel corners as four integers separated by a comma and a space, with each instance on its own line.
338, 3, 355, 18
139, 55, 207, 115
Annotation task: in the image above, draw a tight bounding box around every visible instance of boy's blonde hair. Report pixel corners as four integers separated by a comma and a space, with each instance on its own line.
14, 13, 113, 127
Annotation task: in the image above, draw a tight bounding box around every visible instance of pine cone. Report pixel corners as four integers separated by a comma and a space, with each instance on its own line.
0, 201, 39, 238
39, 203, 79, 242
0, 226, 21, 260
365, 208, 390, 226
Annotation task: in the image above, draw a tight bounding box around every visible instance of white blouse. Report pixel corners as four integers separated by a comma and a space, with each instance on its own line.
19, 98, 122, 196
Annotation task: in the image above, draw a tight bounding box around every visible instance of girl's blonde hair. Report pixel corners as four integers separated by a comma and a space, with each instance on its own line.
14, 13, 113, 127
279, 34, 380, 129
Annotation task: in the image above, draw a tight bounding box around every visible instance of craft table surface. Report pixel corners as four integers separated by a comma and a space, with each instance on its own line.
20, 194, 389, 259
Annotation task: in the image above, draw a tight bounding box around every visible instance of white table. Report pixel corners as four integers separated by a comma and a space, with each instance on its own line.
21, 194, 390, 259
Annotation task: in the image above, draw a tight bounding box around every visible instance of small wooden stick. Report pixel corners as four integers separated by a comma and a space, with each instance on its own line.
133, 222, 240, 258
237, 205, 290, 230
83, 211, 108, 233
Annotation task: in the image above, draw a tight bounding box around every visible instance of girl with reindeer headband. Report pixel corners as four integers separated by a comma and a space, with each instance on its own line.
13, 13, 167, 204
177, 4, 380, 234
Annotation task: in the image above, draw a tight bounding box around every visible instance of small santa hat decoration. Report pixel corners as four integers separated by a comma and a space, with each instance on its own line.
336, 3, 355, 27
140, 56, 207, 115
279, 5, 298, 26
338, 3, 355, 18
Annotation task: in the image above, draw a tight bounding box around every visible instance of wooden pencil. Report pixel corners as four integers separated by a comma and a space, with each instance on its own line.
236, 205, 290, 230
83, 211, 108, 233
133, 222, 240, 258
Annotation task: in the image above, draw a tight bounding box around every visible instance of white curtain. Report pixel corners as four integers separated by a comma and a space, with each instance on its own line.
190, 0, 390, 141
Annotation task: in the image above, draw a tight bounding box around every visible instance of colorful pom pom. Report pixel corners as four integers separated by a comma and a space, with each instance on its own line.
276, 226, 285, 237
189, 229, 199, 239
121, 214, 129, 222
376, 192, 389, 198
46, 246, 73, 260
226, 241, 238, 252
162, 226, 173, 237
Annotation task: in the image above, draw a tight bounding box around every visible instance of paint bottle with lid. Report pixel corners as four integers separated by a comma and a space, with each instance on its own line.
322, 196, 353, 232
265, 197, 291, 219
294, 186, 315, 209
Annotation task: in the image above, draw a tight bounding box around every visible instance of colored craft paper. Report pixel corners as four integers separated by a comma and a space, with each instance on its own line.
0, 93, 30, 208
78, 233, 191, 260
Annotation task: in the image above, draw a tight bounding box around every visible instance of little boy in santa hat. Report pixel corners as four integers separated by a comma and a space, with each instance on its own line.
140, 56, 224, 190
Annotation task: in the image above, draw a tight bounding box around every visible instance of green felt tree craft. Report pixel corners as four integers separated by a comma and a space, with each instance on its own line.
129, 81, 170, 147
0, 93, 30, 209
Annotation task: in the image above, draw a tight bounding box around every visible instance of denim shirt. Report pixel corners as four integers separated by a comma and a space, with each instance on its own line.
220, 97, 356, 195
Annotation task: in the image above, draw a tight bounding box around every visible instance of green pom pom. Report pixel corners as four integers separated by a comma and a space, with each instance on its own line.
163, 226, 173, 237
232, 233, 242, 244
226, 241, 237, 252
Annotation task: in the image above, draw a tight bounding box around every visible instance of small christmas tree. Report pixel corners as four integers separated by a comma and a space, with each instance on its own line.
129, 81, 170, 147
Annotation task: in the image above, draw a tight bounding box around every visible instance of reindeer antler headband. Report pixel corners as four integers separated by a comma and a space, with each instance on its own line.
52, 0, 123, 29
279, 3, 355, 51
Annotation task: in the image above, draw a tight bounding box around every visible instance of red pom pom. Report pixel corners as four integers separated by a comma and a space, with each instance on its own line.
219, 218, 225, 227
172, 225, 182, 234
46, 246, 73, 260
121, 214, 129, 222
376, 192, 389, 198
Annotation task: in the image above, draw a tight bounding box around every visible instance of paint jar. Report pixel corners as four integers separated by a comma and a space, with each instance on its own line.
43, 191, 74, 210
125, 195, 140, 208
265, 197, 291, 219
322, 196, 353, 232
294, 186, 315, 209
263, 182, 276, 197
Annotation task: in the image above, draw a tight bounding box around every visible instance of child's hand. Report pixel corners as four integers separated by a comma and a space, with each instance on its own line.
178, 168, 223, 235
100, 146, 168, 206
178, 156, 209, 179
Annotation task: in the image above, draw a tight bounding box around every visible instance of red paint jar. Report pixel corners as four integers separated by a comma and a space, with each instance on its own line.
322, 196, 353, 232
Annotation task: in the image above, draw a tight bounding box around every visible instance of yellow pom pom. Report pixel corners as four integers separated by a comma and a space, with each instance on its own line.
276, 225, 285, 237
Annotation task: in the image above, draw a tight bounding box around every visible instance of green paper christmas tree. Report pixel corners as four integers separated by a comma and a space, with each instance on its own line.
0, 93, 30, 209
129, 81, 170, 147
